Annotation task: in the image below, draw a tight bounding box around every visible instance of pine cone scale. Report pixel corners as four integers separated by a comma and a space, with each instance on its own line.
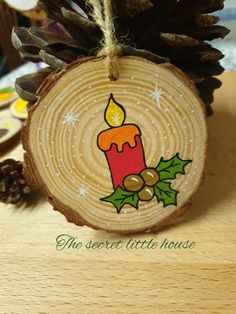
11, 0, 229, 116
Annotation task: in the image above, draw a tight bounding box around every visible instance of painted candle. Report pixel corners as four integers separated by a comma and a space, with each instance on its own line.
97, 94, 146, 188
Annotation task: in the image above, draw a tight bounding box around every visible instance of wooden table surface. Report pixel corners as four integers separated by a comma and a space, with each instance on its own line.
0, 72, 236, 314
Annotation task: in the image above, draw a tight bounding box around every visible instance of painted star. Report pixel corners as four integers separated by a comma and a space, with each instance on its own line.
150, 86, 163, 107
62, 112, 78, 128
78, 186, 88, 197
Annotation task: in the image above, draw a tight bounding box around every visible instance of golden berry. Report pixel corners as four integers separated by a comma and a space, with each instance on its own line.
123, 174, 144, 192
140, 168, 159, 186
138, 186, 155, 201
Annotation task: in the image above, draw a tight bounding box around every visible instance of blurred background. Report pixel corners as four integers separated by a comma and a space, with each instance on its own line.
0, 0, 235, 84
214, 0, 236, 71
0, 0, 46, 83
0, 2, 25, 76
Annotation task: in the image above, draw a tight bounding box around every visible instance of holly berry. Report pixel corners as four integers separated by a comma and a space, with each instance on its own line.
138, 186, 154, 201
123, 174, 144, 192
140, 168, 159, 186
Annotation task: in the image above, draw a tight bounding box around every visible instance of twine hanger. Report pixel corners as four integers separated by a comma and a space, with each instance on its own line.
88, 0, 122, 81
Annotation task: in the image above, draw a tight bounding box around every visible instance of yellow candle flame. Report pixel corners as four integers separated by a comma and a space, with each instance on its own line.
105, 94, 126, 127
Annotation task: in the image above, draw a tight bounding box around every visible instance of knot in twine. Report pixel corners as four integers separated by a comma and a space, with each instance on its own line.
88, 0, 122, 81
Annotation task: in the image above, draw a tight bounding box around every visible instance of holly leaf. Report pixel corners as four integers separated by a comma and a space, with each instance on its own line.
156, 153, 192, 181
101, 187, 139, 213
154, 182, 178, 207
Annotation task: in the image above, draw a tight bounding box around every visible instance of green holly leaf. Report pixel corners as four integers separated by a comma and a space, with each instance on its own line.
154, 182, 178, 207
156, 153, 192, 181
101, 187, 139, 213
0, 86, 15, 94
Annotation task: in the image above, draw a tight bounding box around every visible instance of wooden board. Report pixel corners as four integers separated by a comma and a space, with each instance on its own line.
0, 72, 236, 313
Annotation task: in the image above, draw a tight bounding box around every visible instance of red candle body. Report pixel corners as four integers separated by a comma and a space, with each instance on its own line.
105, 135, 146, 188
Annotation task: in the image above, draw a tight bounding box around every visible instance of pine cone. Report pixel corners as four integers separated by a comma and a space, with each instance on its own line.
0, 159, 31, 204
12, 0, 229, 115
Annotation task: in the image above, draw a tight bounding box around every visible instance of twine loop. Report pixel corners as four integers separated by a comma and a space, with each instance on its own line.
88, 0, 122, 81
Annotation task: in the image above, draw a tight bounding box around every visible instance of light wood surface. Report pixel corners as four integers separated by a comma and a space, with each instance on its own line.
0, 71, 236, 313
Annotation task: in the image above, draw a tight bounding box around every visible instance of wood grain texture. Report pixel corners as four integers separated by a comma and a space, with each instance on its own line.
22, 56, 207, 233
0, 72, 236, 313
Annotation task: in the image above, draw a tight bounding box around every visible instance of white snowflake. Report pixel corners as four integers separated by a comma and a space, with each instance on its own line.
150, 86, 163, 107
78, 186, 88, 197
62, 111, 78, 128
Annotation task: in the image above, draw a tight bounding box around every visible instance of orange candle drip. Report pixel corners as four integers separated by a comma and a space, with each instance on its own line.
98, 124, 140, 152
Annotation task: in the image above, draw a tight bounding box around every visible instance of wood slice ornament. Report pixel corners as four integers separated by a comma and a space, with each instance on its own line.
22, 56, 207, 233
0, 86, 18, 108
0, 117, 21, 149
10, 98, 28, 120
4, 0, 37, 11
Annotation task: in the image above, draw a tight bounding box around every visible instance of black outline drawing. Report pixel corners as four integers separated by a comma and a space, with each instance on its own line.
96, 94, 193, 213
